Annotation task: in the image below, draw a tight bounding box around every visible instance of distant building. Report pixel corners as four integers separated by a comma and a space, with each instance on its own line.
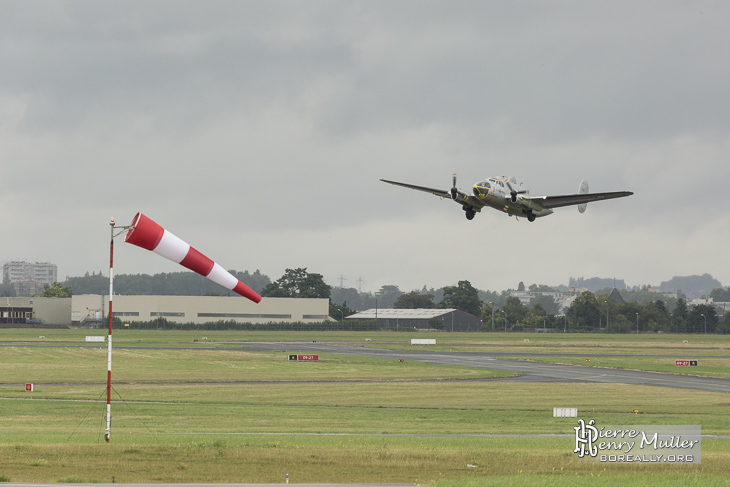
71, 295, 331, 326
569, 287, 589, 294
345, 308, 483, 332
0, 305, 33, 325
1, 295, 330, 327
2, 261, 58, 296
608, 288, 626, 305
508, 291, 578, 314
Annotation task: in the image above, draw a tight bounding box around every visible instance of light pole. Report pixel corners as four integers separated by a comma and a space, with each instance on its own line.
701, 313, 707, 334
374, 292, 381, 329
636, 312, 639, 334
490, 302, 494, 331
604, 300, 609, 333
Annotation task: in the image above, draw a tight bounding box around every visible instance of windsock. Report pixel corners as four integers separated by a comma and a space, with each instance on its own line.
124, 212, 262, 303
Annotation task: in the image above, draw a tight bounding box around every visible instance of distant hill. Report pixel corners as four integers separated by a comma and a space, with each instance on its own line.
568, 274, 724, 300
659, 274, 722, 299
569, 277, 626, 292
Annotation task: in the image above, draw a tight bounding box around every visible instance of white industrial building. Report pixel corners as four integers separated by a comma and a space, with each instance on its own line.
0, 295, 330, 327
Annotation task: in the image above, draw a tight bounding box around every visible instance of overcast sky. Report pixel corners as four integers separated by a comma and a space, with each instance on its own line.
2, 1, 729, 294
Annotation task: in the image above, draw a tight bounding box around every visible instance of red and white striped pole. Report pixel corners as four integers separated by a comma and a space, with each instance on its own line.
106, 217, 115, 442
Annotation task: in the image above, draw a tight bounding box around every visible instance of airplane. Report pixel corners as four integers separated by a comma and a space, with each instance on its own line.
380, 174, 633, 222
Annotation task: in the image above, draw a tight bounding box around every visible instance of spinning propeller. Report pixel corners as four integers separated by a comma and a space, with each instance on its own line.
505, 179, 527, 203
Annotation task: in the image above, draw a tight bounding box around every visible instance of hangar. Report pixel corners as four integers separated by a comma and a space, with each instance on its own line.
72, 295, 330, 326
346, 308, 483, 332
0, 295, 330, 327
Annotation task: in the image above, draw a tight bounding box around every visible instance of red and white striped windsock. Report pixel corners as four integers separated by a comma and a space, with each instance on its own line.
124, 212, 262, 303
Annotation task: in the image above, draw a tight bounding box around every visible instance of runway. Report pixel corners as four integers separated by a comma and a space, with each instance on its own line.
4, 340, 729, 393
249, 342, 730, 393
3, 484, 411, 487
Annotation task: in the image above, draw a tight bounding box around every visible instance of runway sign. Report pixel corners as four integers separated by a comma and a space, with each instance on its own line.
553, 407, 577, 417
25, 383, 33, 392
676, 360, 697, 366
288, 354, 319, 361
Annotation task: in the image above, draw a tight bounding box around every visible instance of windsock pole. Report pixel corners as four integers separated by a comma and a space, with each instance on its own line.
106, 218, 114, 442
106, 217, 131, 443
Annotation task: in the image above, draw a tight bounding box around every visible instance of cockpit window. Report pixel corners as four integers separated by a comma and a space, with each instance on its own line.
473, 181, 491, 198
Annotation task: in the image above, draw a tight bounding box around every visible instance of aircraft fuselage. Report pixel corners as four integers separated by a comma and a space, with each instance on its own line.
472, 177, 554, 219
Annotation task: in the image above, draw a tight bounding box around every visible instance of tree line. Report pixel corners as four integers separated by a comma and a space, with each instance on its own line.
57, 270, 271, 297
14, 267, 730, 333
329, 278, 729, 334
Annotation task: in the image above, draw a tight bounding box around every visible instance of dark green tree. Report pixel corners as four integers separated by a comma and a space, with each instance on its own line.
394, 291, 435, 309
0, 282, 16, 297
261, 268, 331, 298
528, 294, 559, 315
480, 301, 495, 331
654, 300, 669, 318
331, 287, 367, 310
672, 298, 689, 333
329, 301, 355, 321
626, 300, 671, 332
718, 311, 730, 334
709, 288, 730, 302
688, 304, 717, 334
567, 291, 600, 331
439, 280, 482, 316
502, 296, 528, 325
39, 282, 72, 298
529, 284, 555, 292
374, 285, 403, 309
428, 316, 444, 330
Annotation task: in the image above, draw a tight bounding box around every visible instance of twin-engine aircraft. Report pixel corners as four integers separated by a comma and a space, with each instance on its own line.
380, 174, 633, 222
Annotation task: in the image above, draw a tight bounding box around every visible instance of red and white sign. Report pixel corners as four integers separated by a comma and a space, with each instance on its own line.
676, 360, 690, 366
289, 354, 319, 361
25, 383, 33, 392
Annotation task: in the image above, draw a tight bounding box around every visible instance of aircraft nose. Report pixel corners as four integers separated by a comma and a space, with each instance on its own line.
473, 185, 486, 199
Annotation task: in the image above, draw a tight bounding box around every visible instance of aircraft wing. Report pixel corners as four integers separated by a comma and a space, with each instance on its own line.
380, 179, 451, 198
526, 191, 634, 209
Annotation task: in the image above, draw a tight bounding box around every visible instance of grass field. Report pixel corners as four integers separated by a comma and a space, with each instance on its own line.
1, 329, 729, 485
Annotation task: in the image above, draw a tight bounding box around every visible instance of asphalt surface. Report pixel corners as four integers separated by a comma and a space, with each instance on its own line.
249, 341, 730, 393
3, 339, 729, 392
4, 484, 412, 487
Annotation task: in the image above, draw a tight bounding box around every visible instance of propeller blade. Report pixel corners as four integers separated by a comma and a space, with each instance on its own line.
450, 172, 458, 199
505, 179, 526, 202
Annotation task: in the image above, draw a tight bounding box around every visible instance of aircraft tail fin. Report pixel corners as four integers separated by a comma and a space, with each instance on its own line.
577, 180, 589, 213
